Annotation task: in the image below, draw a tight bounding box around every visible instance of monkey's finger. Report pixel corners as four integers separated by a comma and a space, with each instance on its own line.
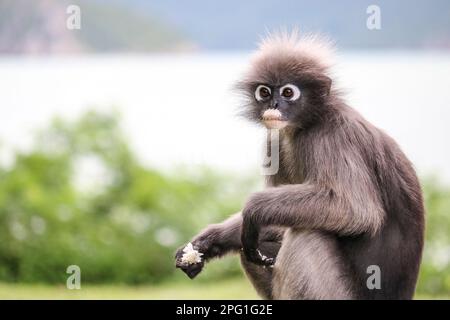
176, 261, 203, 279
174, 247, 185, 261
186, 266, 203, 279
181, 263, 203, 279
243, 249, 265, 266
262, 257, 276, 267
175, 258, 192, 271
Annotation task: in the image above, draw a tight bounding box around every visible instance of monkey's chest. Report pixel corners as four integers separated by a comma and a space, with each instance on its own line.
279, 139, 304, 184
267, 140, 304, 186
266, 134, 305, 186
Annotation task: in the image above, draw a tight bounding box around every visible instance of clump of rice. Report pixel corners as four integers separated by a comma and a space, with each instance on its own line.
181, 242, 204, 265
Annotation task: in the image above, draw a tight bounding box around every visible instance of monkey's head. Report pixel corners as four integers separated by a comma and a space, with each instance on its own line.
237, 31, 335, 130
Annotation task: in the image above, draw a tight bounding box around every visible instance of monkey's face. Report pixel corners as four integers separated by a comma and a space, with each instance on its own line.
238, 31, 335, 129
240, 66, 332, 130
253, 82, 302, 129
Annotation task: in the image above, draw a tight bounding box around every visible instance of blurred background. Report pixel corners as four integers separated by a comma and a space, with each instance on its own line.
0, 0, 449, 299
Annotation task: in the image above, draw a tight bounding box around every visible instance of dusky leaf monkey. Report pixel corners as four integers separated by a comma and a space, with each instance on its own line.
175, 31, 425, 300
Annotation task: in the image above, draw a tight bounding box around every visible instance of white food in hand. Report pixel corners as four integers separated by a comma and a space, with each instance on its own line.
181, 242, 204, 265
257, 249, 268, 261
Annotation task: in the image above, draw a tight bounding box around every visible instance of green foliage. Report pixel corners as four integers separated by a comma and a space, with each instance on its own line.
0, 278, 260, 300
0, 110, 448, 298
416, 178, 450, 295
0, 110, 254, 284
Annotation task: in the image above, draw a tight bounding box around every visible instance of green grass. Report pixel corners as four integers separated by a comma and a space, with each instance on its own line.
0, 278, 447, 300
0, 278, 260, 300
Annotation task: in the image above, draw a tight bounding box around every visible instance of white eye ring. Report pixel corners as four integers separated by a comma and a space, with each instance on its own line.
280, 84, 301, 101
255, 85, 271, 101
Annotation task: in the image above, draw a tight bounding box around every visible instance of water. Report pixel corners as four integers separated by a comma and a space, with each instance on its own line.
0, 52, 449, 181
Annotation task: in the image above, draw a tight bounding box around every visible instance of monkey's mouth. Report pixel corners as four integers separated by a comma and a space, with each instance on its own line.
262, 109, 288, 129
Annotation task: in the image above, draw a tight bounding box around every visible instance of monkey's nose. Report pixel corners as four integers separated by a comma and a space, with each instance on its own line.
270, 100, 279, 109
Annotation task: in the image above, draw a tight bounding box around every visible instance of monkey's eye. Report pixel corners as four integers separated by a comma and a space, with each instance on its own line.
255, 85, 271, 101
280, 84, 301, 101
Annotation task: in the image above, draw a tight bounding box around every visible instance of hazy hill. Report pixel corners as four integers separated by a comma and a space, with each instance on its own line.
0, 0, 191, 54
128, 0, 450, 50
0, 0, 449, 54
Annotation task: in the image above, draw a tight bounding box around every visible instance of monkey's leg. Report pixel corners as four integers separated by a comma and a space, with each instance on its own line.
272, 229, 355, 300
240, 228, 283, 300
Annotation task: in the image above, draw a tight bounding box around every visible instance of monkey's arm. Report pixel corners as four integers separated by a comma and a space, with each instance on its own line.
193, 212, 244, 257
242, 182, 384, 265
176, 212, 284, 277
242, 133, 385, 265
175, 212, 242, 278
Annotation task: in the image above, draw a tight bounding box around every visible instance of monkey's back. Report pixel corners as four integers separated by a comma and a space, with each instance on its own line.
272, 105, 425, 299
344, 124, 424, 299
333, 108, 425, 299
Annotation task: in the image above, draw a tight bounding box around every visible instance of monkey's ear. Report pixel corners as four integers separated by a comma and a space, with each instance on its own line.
303, 73, 332, 96
321, 75, 332, 96
313, 75, 332, 96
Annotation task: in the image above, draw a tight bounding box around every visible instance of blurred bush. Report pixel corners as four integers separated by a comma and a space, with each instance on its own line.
416, 178, 450, 295
0, 110, 256, 284
0, 110, 448, 296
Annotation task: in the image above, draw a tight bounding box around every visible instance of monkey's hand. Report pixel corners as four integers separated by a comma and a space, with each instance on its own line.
241, 193, 276, 267
175, 243, 205, 279
175, 227, 222, 279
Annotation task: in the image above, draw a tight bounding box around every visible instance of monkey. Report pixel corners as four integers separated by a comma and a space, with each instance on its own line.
175, 31, 425, 300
